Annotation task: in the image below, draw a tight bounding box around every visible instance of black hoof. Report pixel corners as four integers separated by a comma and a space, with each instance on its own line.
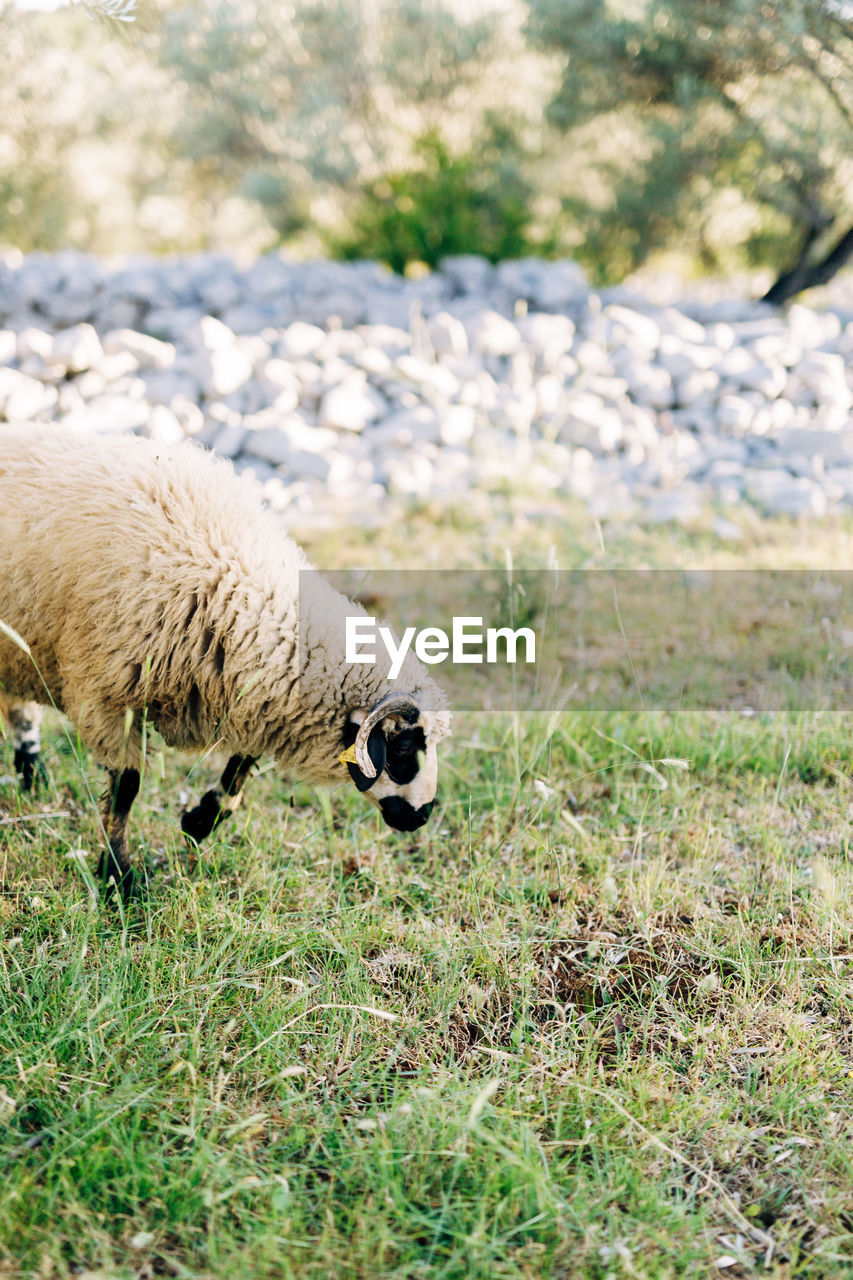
15, 749, 48, 793
96, 847, 142, 904
181, 790, 226, 844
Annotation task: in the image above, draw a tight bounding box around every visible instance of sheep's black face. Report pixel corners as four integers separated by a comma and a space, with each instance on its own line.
342, 715, 439, 829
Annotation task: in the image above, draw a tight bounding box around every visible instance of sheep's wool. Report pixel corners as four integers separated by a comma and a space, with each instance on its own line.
0, 425, 449, 787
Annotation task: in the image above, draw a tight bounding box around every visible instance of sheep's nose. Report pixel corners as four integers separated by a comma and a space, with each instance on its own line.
379, 796, 434, 832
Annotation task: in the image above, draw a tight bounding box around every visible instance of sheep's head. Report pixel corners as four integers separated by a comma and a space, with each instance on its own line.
342, 691, 450, 831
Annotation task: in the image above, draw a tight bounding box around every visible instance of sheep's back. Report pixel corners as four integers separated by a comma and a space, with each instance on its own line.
0, 426, 303, 749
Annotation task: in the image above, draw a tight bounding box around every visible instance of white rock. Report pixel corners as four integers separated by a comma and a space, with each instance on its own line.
319, 372, 386, 432
497, 257, 587, 310
355, 324, 411, 356
385, 452, 434, 497
739, 362, 788, 398
746, 469, 828, 517
787, 304, 841, 350
624, 362, 673, 410
440, 255, 494, 294
559, 393, 623, 453
643, 487, 703, 526
368, 406, 440, 448
675, 368, 719, 408
97, 299, 143, 332
439, 404, 476, 446
353, 347, 393, 376
242, 426, 292, 466
170, 395, 205, 436
659, 308, 707, 345
318, 329, 364, 360
702, 436, 748, 463
243, 254, 293, 300
716, 394, 756, 434
189, 314, 233, 351
730, 316, 789, 343
535, 374, 564, 419
63, 394, 149, 434
750, 334, 801, 367
145, 299, 203, 335
57, 382, 87, 416
50, 324, 103, 374
712, 517, 745, 540
427, 312, 468, 358
282, 417, 339, 455
773, 427, 853, 465
573, 340, 612, 374
796, 352, 852, 404
707, 321, 736, 352
96, 351, 141, 382
603, 304, 660, 351
207, 347, 255, 398
516, 312, 575, 364
285, 448, 332, 483
17, 328, 53, 362
146, 405, 185, 444
467, 310, 522, 357
142, 368, 201, 406
0, 368, 57, 419
658, 333, 720, 377
707, 459, 747, 487
583, 373, 628, 402
211, 423, 249, 458
714, 346, 759, 380
395, 353, 460, 400
0, 330, 16, 365
73, 369, 107, 400
258, 357, 300, 411
200, 273, 243, 314
102, 329, 175, 369
495, 387, 537, 435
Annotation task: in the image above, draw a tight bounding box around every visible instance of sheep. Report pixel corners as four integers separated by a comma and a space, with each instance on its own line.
0, 424, 450, 898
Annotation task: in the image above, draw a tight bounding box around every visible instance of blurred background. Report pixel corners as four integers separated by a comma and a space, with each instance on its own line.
2, 0, 852, 551
3, 0, 851, 301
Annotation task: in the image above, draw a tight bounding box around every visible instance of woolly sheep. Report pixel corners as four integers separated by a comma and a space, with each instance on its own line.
0, 425, 450, 897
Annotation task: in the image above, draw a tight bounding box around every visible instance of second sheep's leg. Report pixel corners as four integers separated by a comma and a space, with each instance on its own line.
97, 768, 141, 902
6, 701, 47, 792
181, 754, 256, 845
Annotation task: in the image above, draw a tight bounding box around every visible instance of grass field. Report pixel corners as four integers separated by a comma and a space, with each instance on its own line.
1, 501, 852, 1279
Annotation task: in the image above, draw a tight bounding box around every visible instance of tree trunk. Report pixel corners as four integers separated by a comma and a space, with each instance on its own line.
761, 223, 853, 306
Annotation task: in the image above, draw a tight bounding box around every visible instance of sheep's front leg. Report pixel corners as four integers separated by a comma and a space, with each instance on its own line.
97, 768, 140, 901
8, 702, 47, 792
181, 754, 256, 844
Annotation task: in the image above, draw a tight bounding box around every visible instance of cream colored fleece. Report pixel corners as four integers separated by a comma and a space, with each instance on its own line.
0, 425, 449, 787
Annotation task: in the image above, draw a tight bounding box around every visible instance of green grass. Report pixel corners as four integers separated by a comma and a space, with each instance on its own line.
1, 502, 853, 1278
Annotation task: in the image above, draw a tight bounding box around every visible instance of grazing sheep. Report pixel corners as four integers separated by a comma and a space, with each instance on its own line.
0, 425, 450, 898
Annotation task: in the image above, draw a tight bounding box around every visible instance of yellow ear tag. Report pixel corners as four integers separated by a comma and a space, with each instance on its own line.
339, 744, 359, 766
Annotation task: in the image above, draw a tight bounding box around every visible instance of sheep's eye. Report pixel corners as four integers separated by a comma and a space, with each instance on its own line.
392, 732, 417, 757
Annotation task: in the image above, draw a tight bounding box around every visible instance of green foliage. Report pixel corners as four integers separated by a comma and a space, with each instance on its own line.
3, 510, 853, 1275
525, 0, 853, 283
332, 126, 547, 273
2, 699, 853, 1275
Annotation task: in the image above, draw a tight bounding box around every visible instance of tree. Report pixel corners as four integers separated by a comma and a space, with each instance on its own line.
525, 0, 853, 300
332, 124, 543, 272
154, 0, 505, 248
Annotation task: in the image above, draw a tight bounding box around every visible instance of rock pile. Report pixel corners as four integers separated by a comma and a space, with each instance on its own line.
1, 249, 852, 526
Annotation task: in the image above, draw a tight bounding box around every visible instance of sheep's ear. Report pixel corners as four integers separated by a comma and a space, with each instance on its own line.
343, 714, 387, 792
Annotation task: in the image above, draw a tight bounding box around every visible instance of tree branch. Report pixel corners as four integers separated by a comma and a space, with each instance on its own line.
761, 222, 853, 304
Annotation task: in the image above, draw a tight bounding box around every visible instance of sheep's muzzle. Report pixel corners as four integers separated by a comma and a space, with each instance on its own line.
379, 795, 434, 832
